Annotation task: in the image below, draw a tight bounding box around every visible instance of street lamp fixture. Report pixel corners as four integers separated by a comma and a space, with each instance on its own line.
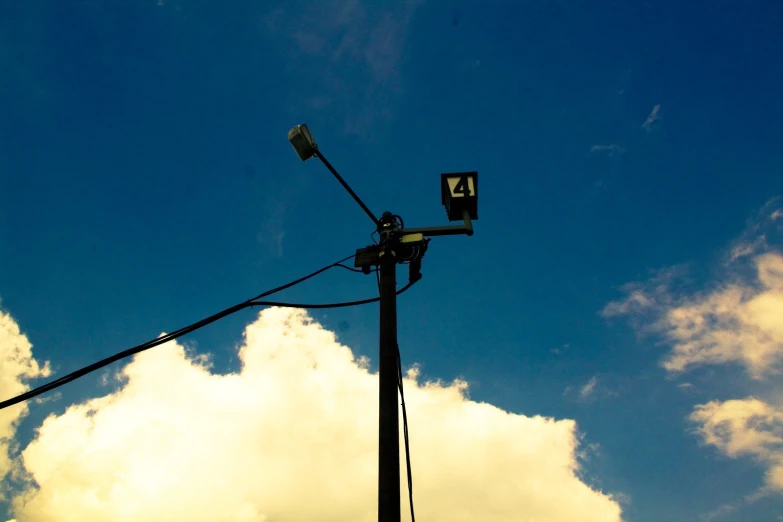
287, 124, 318, 161
288, 124, 380, 226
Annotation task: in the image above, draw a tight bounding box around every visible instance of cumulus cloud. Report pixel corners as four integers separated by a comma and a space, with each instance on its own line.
690, 398, 783, 494
4, 308, 622, 521
667, 253, 782, 377
603, 202, 783, 378
605, 252, 783, 378
604, 200, 783, 507
0, 308, 50, 495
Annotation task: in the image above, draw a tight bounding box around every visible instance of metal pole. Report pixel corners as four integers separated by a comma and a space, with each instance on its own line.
378, 234, 400, 522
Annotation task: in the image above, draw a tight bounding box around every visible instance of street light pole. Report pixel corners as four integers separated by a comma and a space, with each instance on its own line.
288, 125, 478, 522
377, 212, 400, 522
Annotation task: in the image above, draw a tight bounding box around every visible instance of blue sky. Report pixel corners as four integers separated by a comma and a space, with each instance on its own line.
1, 1, 782, 521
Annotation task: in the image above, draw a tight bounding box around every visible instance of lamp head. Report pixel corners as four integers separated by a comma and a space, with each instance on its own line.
288, 124, 318, 161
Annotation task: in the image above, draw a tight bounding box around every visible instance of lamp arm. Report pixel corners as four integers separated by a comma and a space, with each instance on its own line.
400, 211, 474, 237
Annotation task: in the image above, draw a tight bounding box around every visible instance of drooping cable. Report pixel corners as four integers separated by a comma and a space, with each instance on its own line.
249, 280, 416, 311
246, 253, 356, 301
335, 263, 377, 274
0, 256, 419, 411
397, 342, 416, 522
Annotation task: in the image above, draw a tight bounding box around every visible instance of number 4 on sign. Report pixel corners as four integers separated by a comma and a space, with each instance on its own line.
448, 174, 474, 197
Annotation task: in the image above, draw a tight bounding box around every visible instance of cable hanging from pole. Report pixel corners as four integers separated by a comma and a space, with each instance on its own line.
0, 255, 420, 412
398, 343, 416, 522
376, 262, 417, 522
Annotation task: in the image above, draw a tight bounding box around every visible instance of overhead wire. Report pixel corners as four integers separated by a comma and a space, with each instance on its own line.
249, 281, 416, 310
0, 254, 419, 411
246, 253, 356, 302
335, 263, 377, 274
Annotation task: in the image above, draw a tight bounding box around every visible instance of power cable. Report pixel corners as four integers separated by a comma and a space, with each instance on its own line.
335, 263, 377, 274
249, 280, 416, 311
0, 256, 419, 411
397, 342, 416, 522
246, 253, 356, 301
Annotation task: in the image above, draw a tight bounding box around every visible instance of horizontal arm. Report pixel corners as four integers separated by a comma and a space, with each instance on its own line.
400, 211, 474, 237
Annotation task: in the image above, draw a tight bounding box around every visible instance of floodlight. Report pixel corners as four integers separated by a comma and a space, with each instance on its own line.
288, 124, 318, 161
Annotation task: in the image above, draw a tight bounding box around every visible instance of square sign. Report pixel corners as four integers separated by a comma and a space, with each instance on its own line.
441, 171, 478, 221
445, 175, 476, 198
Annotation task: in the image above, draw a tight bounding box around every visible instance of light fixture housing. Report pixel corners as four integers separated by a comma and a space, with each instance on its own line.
288, 124, 318, 161
440, 171, 478, 221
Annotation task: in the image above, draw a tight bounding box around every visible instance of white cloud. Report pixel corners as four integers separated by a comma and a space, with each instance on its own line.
564, 375, 618, 403
0, 308, 50, 496
590, 144, 624, 157
4, 308, 622, 521
701, 502, 738, 521
690, 397, 783, 494
602, 288, 655, 317
729, 235, 766, 262
662, 252, 783, 378
726, 199, 782, 263
603, 201, 783, 378
678, 382, 695, 392
604, 201, 783, 506
580, 376, 599, 400
642, 104, 661, 132
603, 250, 783, 378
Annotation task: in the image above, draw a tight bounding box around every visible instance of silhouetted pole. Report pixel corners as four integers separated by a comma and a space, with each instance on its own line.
289, 126, 478, 522
377, 212, 401, 522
